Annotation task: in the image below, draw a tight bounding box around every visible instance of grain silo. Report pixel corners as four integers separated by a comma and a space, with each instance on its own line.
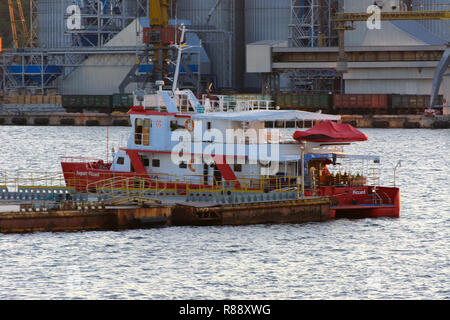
245, 0, 291, 44
175, 0, 245, 88
37, 0, 73, 48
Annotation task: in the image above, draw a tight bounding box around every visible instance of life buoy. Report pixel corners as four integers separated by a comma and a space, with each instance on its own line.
188, 158, 196, 172
185, 119, 194, 132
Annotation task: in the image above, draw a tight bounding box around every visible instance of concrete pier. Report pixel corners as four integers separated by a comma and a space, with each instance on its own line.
340, 114, 450, 129
0, 113, 130, 126
1, 112, 449, 128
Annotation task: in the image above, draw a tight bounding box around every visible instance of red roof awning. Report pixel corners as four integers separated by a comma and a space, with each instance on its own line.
293, 121, 368, 142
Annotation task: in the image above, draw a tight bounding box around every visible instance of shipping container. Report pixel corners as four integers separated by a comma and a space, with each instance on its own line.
11, 96, 19, 104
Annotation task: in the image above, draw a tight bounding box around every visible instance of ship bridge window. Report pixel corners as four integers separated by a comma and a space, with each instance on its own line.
239, 121, 250, 129
170, 120, 178, 131
135, 118, 151, 146
275, 121, 284, 128
152, 159, 160, 167
135, 119, 143, 145
265, 121, 274, 128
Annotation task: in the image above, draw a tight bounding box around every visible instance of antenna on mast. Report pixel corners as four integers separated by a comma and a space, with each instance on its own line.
172, 24, 186, 94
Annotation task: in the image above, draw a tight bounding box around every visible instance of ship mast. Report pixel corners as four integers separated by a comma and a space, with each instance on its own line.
172, 25, 186, 94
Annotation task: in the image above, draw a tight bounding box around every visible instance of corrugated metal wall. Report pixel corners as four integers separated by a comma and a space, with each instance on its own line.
176, 0, 232, 28
244, 0, 291, 90
176, 0, 291, 89
245, 0, 290, 43
37, 0, 73, 48
176, 0, 234, 88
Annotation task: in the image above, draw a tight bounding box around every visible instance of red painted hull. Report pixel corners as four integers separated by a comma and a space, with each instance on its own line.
312, 185, 400, 218
61, 161, 400, 218
61, 161, 218, 194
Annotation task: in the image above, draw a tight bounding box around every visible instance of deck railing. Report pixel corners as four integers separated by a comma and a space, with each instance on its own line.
1, 169, 302, 201
0, 171, 66, 191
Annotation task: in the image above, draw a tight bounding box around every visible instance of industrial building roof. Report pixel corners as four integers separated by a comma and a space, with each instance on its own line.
391, 21, 448, 46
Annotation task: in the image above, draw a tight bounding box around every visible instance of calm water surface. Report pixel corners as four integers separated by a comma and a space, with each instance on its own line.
0, 126, 448, 299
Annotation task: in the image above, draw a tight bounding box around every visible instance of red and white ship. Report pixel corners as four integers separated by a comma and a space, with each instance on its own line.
60, 94, 400, 219
61, 27, 400, 218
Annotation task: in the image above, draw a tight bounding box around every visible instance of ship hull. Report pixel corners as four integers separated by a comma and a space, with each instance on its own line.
61, 161, 216, 194
62, 161, 400, 218
315, 186, 400, 218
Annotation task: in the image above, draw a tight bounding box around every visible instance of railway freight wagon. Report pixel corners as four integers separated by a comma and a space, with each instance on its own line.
62, 94, 134, 113
333, 94, 391, 114
391, 95, 444, 114
112, 94, 134, 113
275, 93, 333, 113
62, 95, 112, 113
275, 93, 444, 115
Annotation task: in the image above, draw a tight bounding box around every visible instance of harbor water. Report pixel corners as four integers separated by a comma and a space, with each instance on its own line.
0, 126, 448, 299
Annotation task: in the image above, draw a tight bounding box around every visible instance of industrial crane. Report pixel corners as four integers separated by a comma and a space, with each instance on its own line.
143, 0, 178, 78
332, 8, 450, 108
8, 0, 30, 48
119, 0, 180, 93
333, 9, 450, 72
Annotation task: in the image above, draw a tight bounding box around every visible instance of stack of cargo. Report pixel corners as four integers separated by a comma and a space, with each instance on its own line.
0, 93, 65, 113
3, 94, 62, 105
